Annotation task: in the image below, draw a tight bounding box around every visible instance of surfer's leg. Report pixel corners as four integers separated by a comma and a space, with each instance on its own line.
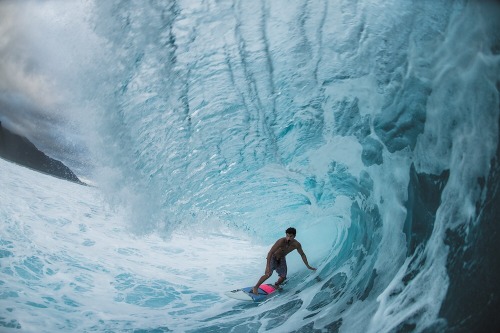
252, 273, 271, 294
274, 275, 286, 288
253, 256, 278, 294
275, 257, 287, 287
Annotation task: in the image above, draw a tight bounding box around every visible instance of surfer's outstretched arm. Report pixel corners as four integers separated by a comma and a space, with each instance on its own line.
297, 244, 316, 271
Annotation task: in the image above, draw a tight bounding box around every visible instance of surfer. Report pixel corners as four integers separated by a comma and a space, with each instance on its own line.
252, 227, 316, 294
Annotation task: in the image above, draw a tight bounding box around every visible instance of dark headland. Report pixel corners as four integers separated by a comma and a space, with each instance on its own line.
0, 121, 85, 185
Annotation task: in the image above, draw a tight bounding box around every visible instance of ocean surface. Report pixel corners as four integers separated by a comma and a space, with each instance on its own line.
1, 1, 499, 332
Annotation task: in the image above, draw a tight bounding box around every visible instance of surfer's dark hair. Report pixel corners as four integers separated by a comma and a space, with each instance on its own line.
286, 227, 296, 236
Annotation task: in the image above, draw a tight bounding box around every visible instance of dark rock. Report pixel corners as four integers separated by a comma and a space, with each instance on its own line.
0, 122, 84, 185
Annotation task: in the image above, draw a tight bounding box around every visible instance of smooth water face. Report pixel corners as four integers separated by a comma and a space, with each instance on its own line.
1, 0, 499, 332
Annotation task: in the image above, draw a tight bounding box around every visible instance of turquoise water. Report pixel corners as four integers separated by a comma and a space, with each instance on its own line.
1, 0, 499, 332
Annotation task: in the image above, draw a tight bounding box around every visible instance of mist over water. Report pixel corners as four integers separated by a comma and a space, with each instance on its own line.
1, 0, 499, 332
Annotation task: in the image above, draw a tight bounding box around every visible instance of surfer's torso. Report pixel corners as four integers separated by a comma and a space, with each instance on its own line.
273, 237, 299, 260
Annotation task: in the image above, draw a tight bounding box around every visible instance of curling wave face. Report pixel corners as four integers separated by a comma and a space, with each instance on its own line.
1, 0, 499, 332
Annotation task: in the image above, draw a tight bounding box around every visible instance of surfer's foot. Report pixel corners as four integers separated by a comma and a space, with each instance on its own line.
252, 287, 259, 295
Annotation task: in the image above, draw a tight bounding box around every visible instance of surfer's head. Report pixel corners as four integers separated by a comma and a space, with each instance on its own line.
285, 227, 296, 236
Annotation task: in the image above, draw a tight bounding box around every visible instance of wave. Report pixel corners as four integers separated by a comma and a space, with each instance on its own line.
1, 0, 499, 332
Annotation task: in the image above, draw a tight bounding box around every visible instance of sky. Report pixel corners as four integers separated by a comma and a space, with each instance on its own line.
0, 0, 99, 175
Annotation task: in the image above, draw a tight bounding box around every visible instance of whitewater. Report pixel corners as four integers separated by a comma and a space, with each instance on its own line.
1, 0, 499, 332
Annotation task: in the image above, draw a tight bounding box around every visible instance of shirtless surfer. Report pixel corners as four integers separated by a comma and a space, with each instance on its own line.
252, 227, 316, 294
